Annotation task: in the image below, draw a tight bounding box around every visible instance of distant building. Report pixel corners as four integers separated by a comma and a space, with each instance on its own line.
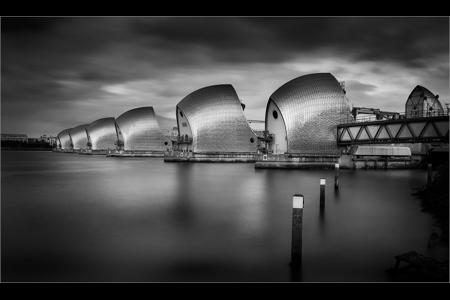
38, 134, 57, 146
1, 133, 28, 143
47, 136, 58, 146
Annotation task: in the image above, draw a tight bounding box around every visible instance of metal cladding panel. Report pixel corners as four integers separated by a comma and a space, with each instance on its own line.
177, 84, 258, 153
57, 128, 72, 149
86, 117, 118, 150
68, 124, 89, 149
115, 107, 169, 151
268, 73, 352, 154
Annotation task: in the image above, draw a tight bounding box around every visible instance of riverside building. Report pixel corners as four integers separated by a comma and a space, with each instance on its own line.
1, 133, 29, 143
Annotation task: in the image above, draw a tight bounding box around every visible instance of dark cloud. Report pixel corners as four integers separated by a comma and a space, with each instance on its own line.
131, 16, 449, 67
1, 16, 448, 137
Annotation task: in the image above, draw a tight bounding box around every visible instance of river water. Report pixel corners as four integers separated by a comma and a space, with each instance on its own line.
1, 151, 446, 282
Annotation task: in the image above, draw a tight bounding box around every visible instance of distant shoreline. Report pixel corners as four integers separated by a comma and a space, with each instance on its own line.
1, 148, 53, 151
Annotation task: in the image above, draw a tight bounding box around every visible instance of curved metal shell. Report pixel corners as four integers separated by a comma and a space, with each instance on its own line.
86, 117, 118, 150
176, 84, 257, 153
115, 106, 170, 151
266, 73, 352, 154
57, 128, 72, 149
68, 124, 89, 150
405, 85, 444, 118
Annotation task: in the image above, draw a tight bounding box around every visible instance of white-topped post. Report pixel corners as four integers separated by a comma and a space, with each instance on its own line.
335, 164, 339, 189
291, 194, 304, 266
320, 178, 325, 207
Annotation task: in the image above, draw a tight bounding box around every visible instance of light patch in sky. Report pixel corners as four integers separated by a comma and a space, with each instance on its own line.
101, 84, 131, 95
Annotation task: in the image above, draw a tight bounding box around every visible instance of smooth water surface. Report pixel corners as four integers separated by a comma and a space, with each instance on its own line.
1, 151, 444, 282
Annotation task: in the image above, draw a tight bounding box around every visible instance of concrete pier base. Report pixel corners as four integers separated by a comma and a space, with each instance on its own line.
338, 154, 420, 169
164, 151, 256, 163
107, 150, 165, 157
255, 153, 339, 169
79, 150, 110, 155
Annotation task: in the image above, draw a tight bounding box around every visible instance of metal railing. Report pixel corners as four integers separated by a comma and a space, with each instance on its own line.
340, 109, 449, 124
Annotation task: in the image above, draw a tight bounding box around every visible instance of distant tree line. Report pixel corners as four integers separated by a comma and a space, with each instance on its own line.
1, 140, 54, 149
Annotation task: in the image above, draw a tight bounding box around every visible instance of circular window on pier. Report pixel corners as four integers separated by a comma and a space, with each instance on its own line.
273, 110, 278, 119
250, 138, 255, 143
164, 142, 168, 145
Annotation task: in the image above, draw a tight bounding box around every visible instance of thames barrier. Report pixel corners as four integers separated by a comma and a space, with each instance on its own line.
54, 72, 449, 169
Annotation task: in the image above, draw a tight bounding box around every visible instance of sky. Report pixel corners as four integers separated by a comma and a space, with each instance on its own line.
1, 16, 449, 138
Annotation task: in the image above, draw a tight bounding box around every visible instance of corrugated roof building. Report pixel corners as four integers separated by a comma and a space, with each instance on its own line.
176, 84, 258, 153
57, 129, 73, 149
86, 118, 118, 150
265, 73, 352, 155
115, 107, 171, 151
68, 124, 89, 150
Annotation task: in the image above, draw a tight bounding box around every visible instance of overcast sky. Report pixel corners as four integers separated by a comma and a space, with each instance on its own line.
1, 16, 449, 138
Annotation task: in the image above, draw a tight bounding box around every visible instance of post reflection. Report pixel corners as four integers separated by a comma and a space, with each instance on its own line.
173, 163, 195, 228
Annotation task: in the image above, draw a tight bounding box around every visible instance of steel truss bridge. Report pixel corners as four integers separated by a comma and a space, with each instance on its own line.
336, 115, 449, 146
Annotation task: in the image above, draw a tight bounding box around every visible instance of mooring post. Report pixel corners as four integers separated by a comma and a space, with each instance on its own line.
291, 194, 304, 267
334, 164, 339, 189
428, 164, 432, 184
320, 178, 325, 207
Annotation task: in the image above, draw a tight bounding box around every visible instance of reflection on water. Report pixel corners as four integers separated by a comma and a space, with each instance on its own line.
1, 151, 445, 282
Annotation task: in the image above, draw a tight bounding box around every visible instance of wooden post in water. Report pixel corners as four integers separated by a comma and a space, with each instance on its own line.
334, 164, 339, 189
320, 178, 325, 207
291, 194, 304, 266
428, 164, 432, 184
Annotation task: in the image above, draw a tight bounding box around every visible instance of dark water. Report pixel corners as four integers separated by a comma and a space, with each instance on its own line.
1, 151, 446, 282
